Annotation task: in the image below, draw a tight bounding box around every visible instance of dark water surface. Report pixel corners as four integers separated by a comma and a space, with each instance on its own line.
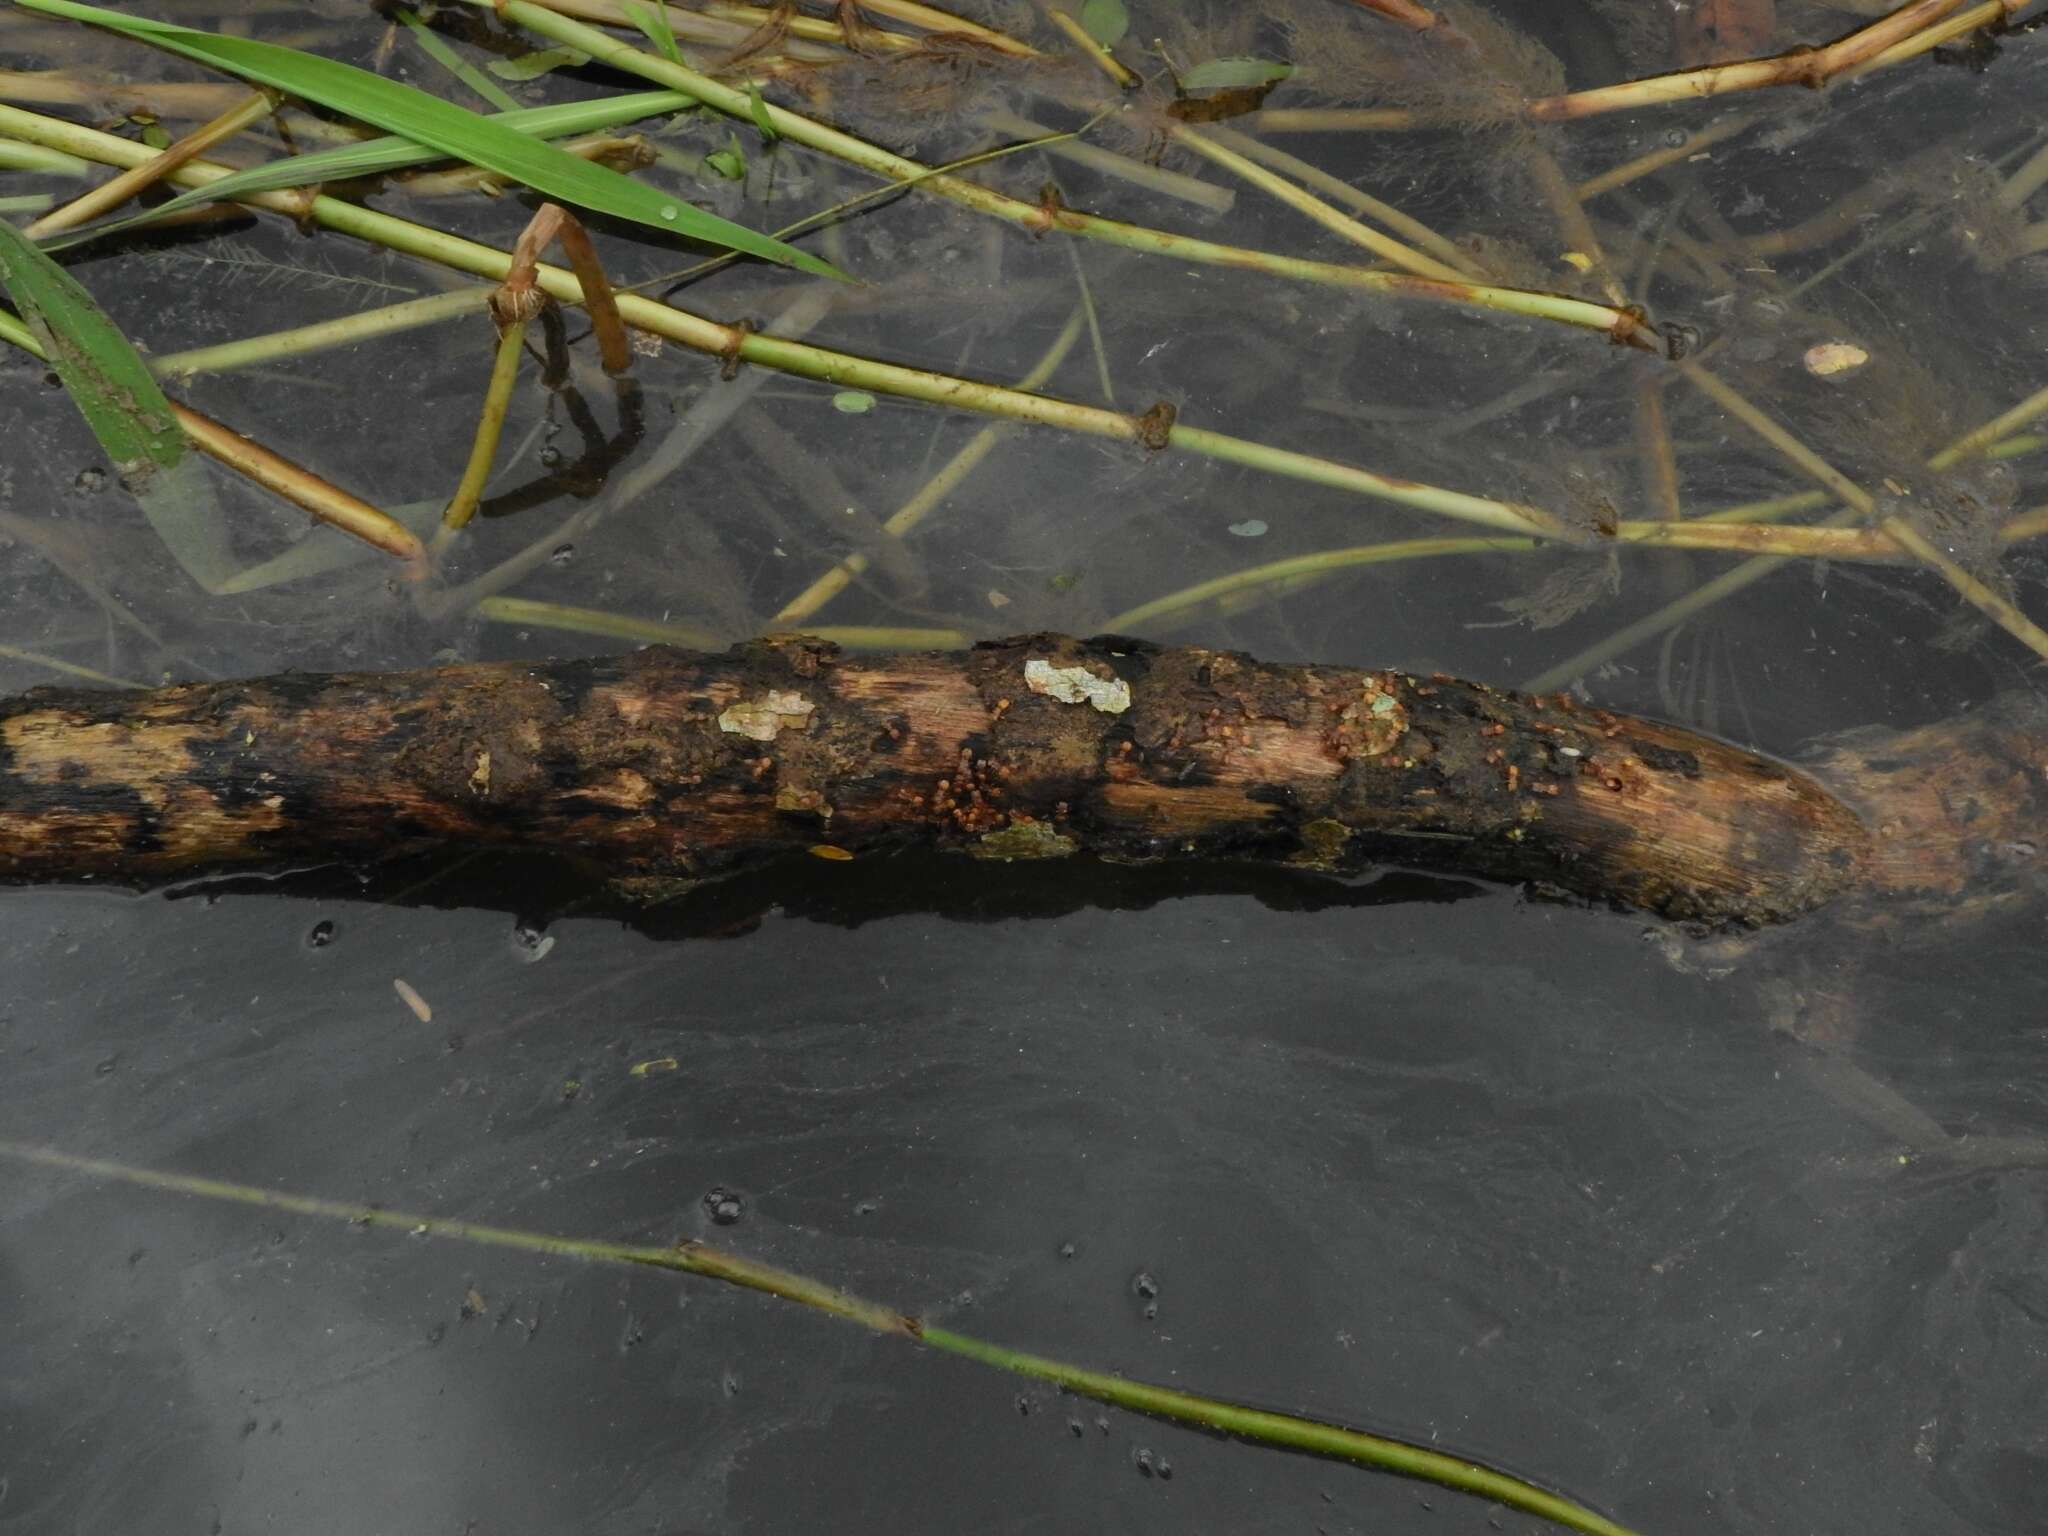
5, 2, 2048, 1532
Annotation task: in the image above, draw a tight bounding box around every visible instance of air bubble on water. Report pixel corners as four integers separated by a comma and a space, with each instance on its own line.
512, 921, 555, 962
72, 466, 105, 494
550, 543, 575, 565
1131, 1270, 1159, 1300
306, 919, 336, 948
721, 1367, 740, 1396
703, 1186, 744, 1225
538, 444, 563, 468
1663, 128, 1687, 148
1058, 1241, 1076, 1259
1134, 1448, 1156, 1478
1015, 1395, 1032, 1417
1067, 1419, 1085, 1438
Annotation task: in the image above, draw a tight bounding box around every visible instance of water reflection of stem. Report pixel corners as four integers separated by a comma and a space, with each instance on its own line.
773, 306, 1088, 626
1574, 114, 1756, 204
470, 0, 1647, 340
0, 308, 428, 574
1524, 390, 2048, 692
0, 1139, 1642, 1536
1682, 365, 2048, 664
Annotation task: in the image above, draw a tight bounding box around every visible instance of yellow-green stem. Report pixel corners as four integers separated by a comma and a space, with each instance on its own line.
439, 314, 529, 536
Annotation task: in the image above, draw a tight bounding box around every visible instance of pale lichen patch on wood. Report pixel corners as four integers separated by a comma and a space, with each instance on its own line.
1023, 658, 1131, 714
719, 691, 815, 741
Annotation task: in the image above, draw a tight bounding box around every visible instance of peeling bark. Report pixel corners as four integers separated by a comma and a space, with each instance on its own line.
1, 633, 2035, 929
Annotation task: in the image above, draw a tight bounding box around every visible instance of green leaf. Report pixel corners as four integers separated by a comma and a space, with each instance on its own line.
486, 47, 591, 82
704, 134, 746, 181
746, 81, 777, 145
0, 216, 237, 588
1079, 0, 1128, 48
34, 92, 697, 253
619, 0, 683, 65
10, 0, 845, 280
1179, 57, 1294, 91
832, 390, 875, 414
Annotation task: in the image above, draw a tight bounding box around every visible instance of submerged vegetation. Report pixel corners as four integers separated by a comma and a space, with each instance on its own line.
4, 0, 2048, 1528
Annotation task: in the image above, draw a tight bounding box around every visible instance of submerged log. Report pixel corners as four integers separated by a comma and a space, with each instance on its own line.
0, 633, 2039, 928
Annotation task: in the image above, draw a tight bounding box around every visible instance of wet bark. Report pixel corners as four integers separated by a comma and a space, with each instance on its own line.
0, 633, 2035, 928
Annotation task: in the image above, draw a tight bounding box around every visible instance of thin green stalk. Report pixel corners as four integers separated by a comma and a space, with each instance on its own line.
979, 107, 1236, 216
0, 643, 145, 688
464, 0, 1651, 343
1065, 242, 1116, 406
1104, 538, 1537, 634
921, 1327, 1642, 1536
0, 1139, 1639, 1536
1196, 123, 1483, 276
1163, 120, 1472, 282
439, 315, 530, 536
475, 594, 723, 648
152, 288, 491, 379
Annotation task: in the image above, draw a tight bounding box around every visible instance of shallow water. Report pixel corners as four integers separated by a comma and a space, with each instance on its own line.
4, 3, 2048, 1532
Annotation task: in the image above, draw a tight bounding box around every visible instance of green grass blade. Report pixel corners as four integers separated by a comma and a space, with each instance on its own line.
0, 216, 179, 472
0, 217, 238, 587
33, 91, 699, 253
10, 0, 844, 280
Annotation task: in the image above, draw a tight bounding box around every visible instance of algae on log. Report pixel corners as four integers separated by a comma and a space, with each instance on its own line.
1, 631, 2023, 930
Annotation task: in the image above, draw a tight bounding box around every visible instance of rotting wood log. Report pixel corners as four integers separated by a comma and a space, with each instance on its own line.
1, 633, 2041, 929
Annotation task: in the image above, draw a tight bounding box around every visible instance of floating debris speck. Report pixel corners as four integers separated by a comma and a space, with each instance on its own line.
393, 977, 432, 1023
1803, 341, 1869, 379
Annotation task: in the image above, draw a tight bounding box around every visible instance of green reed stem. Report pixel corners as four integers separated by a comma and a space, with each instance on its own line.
0, 1139, 1639, 1536
0, 104, 1577, 542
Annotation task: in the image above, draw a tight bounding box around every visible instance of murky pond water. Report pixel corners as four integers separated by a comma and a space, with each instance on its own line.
5, 3, 2048, 1532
